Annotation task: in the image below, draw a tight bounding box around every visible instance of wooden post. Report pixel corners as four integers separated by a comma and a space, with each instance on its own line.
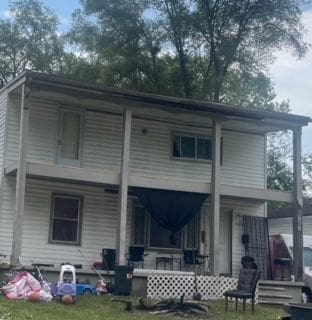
292, 126, 303, 281
11, 84, 29, 266
116, 110, 132, 265
210, 120, 221, 275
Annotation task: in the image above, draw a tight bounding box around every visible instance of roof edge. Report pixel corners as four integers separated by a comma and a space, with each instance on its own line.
2, 70, 311, 126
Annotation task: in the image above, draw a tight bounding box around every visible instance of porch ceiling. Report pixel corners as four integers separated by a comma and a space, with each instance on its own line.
5, 161, 294, 204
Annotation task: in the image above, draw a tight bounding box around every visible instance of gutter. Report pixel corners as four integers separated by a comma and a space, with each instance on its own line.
2, 70, 311, 127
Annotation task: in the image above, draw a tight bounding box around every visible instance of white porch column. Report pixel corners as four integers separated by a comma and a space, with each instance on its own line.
210, 120, 221, 275
292, 126, 304, 281
11, 84, 29, 266
116, 110, 132, 265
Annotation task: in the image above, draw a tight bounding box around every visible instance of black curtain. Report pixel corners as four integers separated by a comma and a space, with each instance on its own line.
133, 187, 207, 244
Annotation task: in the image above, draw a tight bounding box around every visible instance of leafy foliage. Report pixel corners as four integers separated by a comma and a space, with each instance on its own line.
267, 131, 293, 192
0, 0, 64, 87
68, 0, 308, 103
0, 0, 310, 196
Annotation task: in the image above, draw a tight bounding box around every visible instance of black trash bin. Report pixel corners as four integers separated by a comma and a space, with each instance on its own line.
102, 248, 116, 271
114, 265, 134, 295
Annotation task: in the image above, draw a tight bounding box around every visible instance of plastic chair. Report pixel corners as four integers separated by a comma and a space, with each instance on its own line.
127, 246, 146, 268
183, 250, 204, 273
224, 268, 261, 312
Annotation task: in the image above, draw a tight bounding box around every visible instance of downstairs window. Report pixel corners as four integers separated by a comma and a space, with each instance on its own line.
132, 205, 199, 250
50, 194, 82, 245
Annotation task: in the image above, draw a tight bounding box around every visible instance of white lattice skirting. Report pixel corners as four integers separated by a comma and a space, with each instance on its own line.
147, 274, 257, 302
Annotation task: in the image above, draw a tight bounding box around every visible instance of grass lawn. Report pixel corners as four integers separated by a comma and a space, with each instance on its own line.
0, 296, 288, 320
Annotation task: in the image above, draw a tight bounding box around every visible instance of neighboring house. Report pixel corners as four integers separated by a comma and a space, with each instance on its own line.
0, 71, 310, 279
268, 199, 312, 236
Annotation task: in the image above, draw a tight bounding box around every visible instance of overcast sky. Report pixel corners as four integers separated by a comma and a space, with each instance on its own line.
270, 9, 312, 152
1, 0, 311, 151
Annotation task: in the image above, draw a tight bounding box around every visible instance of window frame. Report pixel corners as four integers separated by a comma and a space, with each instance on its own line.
57, 107, 84, 167
132, 203, 200, 251
184, 215, 200, 250
171, 132, 213, 162
147, 214, 184, 250
131, 205, 147, 247
49, 193, 83, 246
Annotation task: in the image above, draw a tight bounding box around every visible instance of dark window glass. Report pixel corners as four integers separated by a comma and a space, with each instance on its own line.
185, 216, 199, 249
51, 196, 81, 244
133, 207, 146, 246
54, 197, 79, 219
173, 135, 181, 157
150, 217, 182, 249
173, 134, 212, 160
181, 136, 195, 158
197, 138, 212, 160
52, 220, 78, 242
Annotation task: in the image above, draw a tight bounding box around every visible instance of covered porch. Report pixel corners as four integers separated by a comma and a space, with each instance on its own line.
6, 72, 307, 283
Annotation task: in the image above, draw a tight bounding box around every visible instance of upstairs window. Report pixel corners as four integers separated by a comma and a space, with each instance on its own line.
50, 194, 82, 245
58, 108, 83, 166
173, 134, 212, 160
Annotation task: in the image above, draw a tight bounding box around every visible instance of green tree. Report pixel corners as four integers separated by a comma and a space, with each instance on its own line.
70, 0, 308, 103
68, 0, 162, 91
194, 0, 308, 101
267, 131, 293, 192
303, 153, 312, 196
0, 0, 64, 87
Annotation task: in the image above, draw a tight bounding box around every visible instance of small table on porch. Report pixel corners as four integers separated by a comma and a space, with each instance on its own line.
156, 255, 181, 271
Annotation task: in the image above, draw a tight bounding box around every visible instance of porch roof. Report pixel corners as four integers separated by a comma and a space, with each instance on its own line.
3, 71, 311, 132
5, 161, 294, 203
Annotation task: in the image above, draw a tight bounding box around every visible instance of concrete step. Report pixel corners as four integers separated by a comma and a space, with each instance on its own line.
259, 293, 292, 300
258, 285, 286, 291
258, 300, 288, 306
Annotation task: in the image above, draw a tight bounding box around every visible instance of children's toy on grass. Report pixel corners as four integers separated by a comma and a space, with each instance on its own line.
62, 294, 74, 305
76, 283, 97, 296
1, 271, 52, 302
56, 264, 77, 304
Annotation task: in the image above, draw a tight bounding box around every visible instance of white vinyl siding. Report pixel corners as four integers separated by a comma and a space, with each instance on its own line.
5, 95, 20, 167
27, 99, 58, 164
221, 131, 266, 188
83, 111, 122, 172
19, 178, 132, 267
0, 91, 7, 187
5, 94, 266, 189
0, 176, 16, 258
0, 91, 8, 221
130, 117, 265, 187
130, 117, 213, 181
0, 174, 265, 271
268, 216, 312, 236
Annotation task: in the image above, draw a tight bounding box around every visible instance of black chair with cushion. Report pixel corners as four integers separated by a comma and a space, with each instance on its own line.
183, 250, 204, 273
224, 268, 261, 312
127, 246, 146, 268
241, 256, 257, 269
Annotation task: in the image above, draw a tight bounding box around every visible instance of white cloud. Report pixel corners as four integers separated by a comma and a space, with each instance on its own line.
270, 10, 312, 152
0, 10, 10, 18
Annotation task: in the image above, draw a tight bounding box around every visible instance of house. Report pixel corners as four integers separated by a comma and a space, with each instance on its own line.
0, 71, 310, 281
268, 199, 312, 236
